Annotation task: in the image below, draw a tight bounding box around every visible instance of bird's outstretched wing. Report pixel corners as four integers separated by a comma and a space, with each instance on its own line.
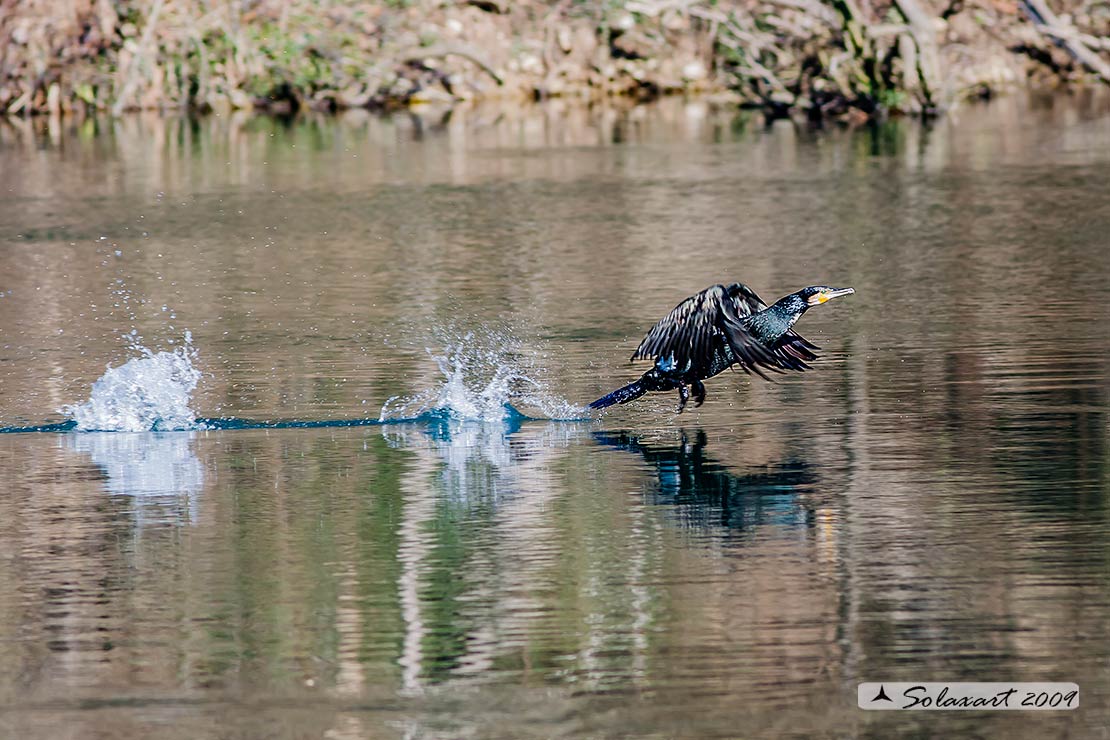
631, 284, 779, 378
771, 333, 821, 371
724, 282, 822, 373
723, 281, 768, 317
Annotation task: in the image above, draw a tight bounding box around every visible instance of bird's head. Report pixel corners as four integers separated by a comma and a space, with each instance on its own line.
799, 285, 855, 309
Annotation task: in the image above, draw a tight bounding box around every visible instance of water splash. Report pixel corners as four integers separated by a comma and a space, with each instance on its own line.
379, 329, 587, 423
59, 332, 205, 432
10, 327, 587, 435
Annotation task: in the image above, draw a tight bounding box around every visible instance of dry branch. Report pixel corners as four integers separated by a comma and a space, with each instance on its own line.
402, 44, 505, 87
1022, 0, 1110, 81
111, 0, 165, 116
892, 0, 941, 106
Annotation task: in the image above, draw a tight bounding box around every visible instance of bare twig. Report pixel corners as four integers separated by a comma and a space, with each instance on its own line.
112, 0, 166, 116
1022, 0, 1110, 81
402, 44, 505, 86
868, 23, 912, 37
757, 0, 839, 26
893, 0, 941, 107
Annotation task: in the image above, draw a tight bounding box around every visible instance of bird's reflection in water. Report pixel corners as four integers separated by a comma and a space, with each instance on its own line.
63, 431, 204, 526
593, 429, 819, 533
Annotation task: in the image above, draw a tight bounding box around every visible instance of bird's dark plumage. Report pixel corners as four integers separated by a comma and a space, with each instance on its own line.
590, 281, 853, 412
631, 283, 774, 379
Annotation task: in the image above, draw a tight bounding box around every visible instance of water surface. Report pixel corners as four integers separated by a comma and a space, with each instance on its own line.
2, 96, 1110, 737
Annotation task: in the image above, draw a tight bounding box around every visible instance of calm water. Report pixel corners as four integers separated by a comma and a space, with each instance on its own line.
2, 95, 1110, 737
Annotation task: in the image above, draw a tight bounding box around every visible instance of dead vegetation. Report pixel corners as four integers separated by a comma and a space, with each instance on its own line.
2, 0, 1110, 119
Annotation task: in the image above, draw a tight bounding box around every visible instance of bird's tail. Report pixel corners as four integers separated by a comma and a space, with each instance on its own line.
589, 380, 647, 410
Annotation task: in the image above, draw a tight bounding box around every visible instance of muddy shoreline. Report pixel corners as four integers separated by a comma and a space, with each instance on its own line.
3, 0, 1109, 120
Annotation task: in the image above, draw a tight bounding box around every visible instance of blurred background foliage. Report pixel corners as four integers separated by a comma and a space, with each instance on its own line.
2, 0, 1109, 119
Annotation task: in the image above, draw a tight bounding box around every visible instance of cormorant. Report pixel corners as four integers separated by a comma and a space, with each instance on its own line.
589, 283, 854, 412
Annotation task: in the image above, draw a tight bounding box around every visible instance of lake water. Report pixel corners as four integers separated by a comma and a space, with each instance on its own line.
2, 95, 1110, 737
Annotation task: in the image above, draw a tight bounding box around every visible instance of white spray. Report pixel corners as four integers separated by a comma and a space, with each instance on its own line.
60, 332, 204, 432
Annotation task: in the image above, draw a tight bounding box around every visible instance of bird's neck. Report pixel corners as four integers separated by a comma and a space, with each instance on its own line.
745, 295, 807, 343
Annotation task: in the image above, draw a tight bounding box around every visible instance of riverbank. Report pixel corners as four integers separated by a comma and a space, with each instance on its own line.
3, 0, 1110, 119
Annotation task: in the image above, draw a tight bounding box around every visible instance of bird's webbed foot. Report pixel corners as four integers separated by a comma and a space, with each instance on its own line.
691, 380, 706, 408
676, 384, 689, 414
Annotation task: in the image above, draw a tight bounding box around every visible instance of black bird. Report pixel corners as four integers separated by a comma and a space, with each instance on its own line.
589, 283, 854, 412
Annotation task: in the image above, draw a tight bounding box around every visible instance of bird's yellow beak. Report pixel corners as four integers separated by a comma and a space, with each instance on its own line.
809, 287, 855, 306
